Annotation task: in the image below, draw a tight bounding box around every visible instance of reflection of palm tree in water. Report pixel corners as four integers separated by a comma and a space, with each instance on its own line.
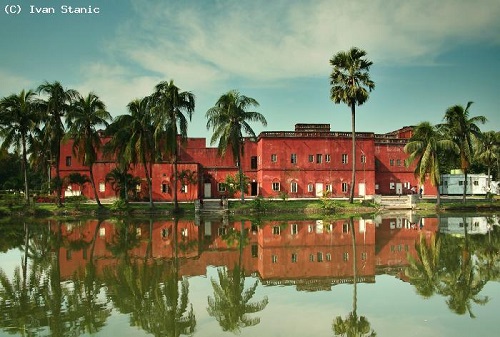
207, 220, 268, 333
333, 217, 376, 337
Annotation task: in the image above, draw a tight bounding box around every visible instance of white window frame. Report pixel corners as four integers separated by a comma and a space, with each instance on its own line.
99, 182, 105, 192
181, 184, 188, 193
325, 154, 331, 162
307, 184, 314, 193
290, 181, 298, 193
342, 154, 348, 164
290, 153, 297, 164
341, 182, 348, 193
217, 183, 226, 192
271, 154, 277, 162
272, 182, 280, 191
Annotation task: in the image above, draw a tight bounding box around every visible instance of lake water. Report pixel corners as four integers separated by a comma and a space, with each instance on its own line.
0, 213, 499, 337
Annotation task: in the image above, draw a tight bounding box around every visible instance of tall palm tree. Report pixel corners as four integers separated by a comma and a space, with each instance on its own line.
330, 47, 375, 203
333, 217, 376, 337
404, 122, 458, 206
474, 131, 499, 193
151, 80, 195, 213
206, 90, 267, 202
38, 81, 78, 207
111, 97, 156, 207
442, 102, 487, 203
65, 92, 111, 207
0, 89, 40, 204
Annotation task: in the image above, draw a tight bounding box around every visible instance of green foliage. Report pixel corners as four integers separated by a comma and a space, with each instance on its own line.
278, 190, 288, 201
65, 195, 87, 210
320, 192, 336, 211
109, 199, 129, 211
250, 196, 267, 212
223, 173, 249, 197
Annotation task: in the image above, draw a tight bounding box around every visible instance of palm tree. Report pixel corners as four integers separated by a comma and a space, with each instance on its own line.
65, 92, 111, 207
333, 217, 376, 337
404, 122, 458, 206
442, 102, 487, 203
0, 89, 40, 204
38, 81, 78, 206
405, 233, 442, 298
206, 90, 267, 202
151, 80, 195, 213
330, 47, 375, 203
112, 97, 155, 207
474, 131, 499, 194
105, 168, 141, 202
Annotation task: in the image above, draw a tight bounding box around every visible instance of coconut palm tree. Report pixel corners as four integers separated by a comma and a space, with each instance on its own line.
151, 80, 195, 213
206, 90, 267, 202
38, 81, 78, 206
0, 89, 40, 204
474, 131, 499, 194
65, 92, 111, 207
111, 97, 156, 207
441, 102, 487, 203
330, 47, 375, 203
404, 122, 458, 206
332, 217, 376, 337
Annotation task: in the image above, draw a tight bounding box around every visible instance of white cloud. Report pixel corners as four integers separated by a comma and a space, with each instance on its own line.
104, 0, 500, 91
0, 70, 36, 97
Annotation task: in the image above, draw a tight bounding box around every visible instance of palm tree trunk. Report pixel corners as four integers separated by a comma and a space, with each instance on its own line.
141, 152, 154, 208
349, 103, 356, 204
173, 155, 179, 212
436, 185, 441, 206
462, 169, 468, 203
238, 150, 244, 202
22, 135, 30, 205
349, 217, 357, 315
88, 164, 102, 207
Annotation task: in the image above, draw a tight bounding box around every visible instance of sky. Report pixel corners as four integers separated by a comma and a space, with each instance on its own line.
1, 0, 499, 143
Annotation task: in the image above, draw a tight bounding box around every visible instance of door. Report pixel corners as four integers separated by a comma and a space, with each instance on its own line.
315, 183, 323, 197
358, 182, 366, 196
204, 183, 212, 198
396, 183, 403, 195
251, 182, 258, 196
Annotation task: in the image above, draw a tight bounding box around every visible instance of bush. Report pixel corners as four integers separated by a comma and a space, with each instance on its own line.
251, 196, 267, 212
109, 199, 129, 211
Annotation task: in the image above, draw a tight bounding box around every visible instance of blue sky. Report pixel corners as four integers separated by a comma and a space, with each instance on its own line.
1, 0, 499, 142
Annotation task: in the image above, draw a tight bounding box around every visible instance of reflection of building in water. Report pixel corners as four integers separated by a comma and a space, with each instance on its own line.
53, 216, 441, 287
439, 216, 499, 236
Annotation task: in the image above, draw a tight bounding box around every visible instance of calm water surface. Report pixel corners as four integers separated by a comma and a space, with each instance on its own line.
0, 213, 499, 337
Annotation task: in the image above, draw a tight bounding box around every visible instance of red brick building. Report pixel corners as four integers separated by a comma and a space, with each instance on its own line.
57, 123, 437, 201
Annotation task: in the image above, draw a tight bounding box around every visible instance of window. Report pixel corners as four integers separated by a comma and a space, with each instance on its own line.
309, 254, 315, 262
341, 182, 348, 193
326, 253, 332, 261
390, 159, 395, 166
361, 252, 367, 261
343, 252, 349, 261
291, 253, 298, 263
162, 228, 169, 238
271, 154, 277, 162
316, 154, 322, 163
325, 154, 331, 162
473, 180, 479, 186
361, 154, 366, 163
291, 224, 298, 235
181, 184, 188, 193
326, 184, 332, 192
308, 184, 314, 193
218, 227, 227, 235
389, 182, 395, 189
272, 226, 281, 235
459, 181, 464, 186
317, 252, 323, 262
342, 222, 349, 233
218, 183, 226, 192
396, 159, 401, 166
136, 184, 141, 192
65, 156, 71, 166
99, 227, 106, 237
308, 154, 314, 163
291, 181, 298, 193
342, 154, 348, 164
162, 183, 169, 193
272, 182, 280, 191
272, 255, 278, 263
252, 244, 258, 257
291, 153, 297, 164
251, 156, 257, 169
99, 182, 105, 192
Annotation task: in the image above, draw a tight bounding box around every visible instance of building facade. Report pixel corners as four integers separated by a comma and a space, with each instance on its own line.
57, 123, 438, 201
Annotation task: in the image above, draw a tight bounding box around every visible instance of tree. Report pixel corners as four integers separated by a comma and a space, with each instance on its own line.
151, 80, 195, 213
330, 47, 375, 203
105, 168, 141, 201
404, 122, 458, 206
38, 81, 78, 206
111, 97, 156, 207
206, 90, 267, 202
65, 172, 90, 196
474, 131, 499, 193
0, 89, 40, 204
65, 92, 111, 207
442, 102, 487, 203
